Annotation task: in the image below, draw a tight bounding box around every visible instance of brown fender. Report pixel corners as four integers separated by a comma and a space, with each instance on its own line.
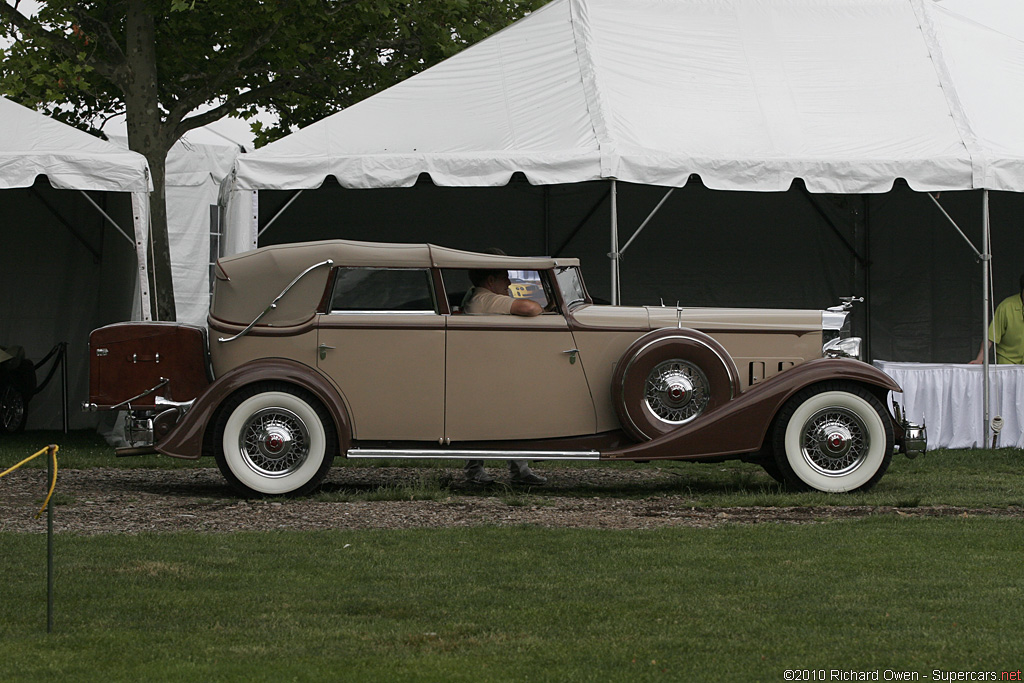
601, 357, 901, 461
155, 358, 352, 460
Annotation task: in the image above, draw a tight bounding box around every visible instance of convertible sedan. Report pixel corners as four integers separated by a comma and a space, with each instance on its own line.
85, 240, 925, 496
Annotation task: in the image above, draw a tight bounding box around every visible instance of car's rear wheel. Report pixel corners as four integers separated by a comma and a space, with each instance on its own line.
0, 381, 27, 433
772, 382, 892, 493
214, 383, 336, 497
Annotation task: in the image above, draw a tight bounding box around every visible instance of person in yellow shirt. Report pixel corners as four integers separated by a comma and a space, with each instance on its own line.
971, 273, 1024, 365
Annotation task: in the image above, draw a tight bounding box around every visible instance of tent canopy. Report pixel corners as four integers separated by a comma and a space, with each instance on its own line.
232, 0, 1024, 194
0, 97, 151, 193
0, 96, 152, 429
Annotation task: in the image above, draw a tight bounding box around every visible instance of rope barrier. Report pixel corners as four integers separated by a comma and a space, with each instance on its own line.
0, 445, 59, 517
32, 342, 67, 396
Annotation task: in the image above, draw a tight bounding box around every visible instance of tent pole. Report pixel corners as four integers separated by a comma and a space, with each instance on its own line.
258, 190, 304, 240
610, 179, 618, 305
543, 186, 551, 256
78, 190, 136, 246
621, 187, 675, 256
982, 190, 991, 446
131, 192, 152, 322
927, 193, 983, 259
863, 196, 872, 361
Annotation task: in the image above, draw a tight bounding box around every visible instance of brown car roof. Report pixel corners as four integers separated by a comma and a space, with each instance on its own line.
211, 240, 579, 328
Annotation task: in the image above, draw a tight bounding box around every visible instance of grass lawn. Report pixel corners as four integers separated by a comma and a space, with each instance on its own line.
2, 431, 1023, 680
3, 519, 1023, 682
3, 429, 1023, 508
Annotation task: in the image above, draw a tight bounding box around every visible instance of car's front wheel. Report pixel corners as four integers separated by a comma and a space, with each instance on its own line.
214, 383, 336, 497
772, 382, 892, 493
0, 380, 27, 433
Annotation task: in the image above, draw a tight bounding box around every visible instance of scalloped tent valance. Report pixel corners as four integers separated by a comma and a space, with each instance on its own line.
231, 0, 1024, 194
0, 97, 152, 193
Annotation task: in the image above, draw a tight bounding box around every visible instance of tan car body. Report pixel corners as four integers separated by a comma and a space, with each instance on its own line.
87, 239, 925, 496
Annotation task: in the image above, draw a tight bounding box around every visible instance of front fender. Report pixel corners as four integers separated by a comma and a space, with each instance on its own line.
155, 358, 352, 459
602, 358, 901, 461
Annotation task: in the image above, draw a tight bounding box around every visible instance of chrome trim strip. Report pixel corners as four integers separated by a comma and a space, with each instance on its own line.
347, 448, 600, 460
218, 259, 333, 343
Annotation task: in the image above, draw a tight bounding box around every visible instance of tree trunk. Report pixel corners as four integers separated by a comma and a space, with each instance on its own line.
124, 0, 176, 321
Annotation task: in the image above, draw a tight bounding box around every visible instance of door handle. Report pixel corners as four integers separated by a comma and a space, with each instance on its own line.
562, 348, 579, 365
318, 344, 336, 360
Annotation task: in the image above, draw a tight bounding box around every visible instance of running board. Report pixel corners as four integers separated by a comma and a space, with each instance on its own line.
347, 448, 601, 461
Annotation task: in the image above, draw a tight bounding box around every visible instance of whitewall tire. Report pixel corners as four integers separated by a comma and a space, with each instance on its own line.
772, 383, 893, 493
214, 384, 336, 497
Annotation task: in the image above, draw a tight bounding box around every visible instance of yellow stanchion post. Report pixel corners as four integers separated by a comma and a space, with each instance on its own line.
0, 444, 60, 632
47, 444, 56, 633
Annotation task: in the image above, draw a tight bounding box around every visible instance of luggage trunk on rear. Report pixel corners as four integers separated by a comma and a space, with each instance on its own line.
87, 322, 211, 409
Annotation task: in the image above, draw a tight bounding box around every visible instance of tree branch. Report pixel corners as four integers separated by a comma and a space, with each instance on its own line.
0, 2, 129, 88
166, 21, 287, 124
170, 75, 312, 138
73, 10, 129, 68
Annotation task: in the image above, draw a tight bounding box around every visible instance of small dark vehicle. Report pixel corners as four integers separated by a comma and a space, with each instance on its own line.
0, 346, 36, 433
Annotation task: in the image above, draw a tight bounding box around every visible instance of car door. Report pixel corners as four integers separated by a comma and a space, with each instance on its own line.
316, 267, 445, 441
444, 311, 597, 443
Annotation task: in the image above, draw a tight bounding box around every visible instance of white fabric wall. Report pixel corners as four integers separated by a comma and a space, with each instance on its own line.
111, 134, 243, 326
165, 140, 241, 326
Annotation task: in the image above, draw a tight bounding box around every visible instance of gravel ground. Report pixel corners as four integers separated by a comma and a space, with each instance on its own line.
2, 466, 1020, 535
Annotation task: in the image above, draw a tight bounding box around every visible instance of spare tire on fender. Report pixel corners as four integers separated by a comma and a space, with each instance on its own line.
611, 328, 741, 442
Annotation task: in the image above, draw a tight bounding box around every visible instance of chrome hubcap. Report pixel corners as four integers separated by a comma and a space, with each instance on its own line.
0, 385, 24, 430
644, 360, 709, 425
238, 407, 309, 477
800, 407, 869, 476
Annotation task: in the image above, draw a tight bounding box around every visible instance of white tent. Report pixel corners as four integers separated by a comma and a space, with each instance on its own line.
108, 130, 246, 326
230, 0, 1024, 194
223, 0, 1024, 435
0, 97, 152, 429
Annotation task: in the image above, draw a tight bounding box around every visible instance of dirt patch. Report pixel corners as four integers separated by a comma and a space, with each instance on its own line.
1, 466, 1020, 535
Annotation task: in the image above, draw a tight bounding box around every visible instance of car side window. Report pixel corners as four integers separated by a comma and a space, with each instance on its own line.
509, 270, 551, 310
555, 266, 586, 310
329, 267, 436, 313
442, 268, 554, 313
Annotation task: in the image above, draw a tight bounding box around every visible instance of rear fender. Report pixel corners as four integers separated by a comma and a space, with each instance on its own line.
602, 358, 901, 461
155, 358, 352, 459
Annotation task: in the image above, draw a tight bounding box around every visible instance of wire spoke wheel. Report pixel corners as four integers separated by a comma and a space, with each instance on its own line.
238, 407, 310, 477
0, 383, 26, 433
799, 406, 868, 477
643, 360, 710, 425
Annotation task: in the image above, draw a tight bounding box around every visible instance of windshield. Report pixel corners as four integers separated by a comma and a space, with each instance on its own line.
555, 266, 587, 310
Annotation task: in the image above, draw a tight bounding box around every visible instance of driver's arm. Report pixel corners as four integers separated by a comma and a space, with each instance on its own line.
510, 298, 543, 316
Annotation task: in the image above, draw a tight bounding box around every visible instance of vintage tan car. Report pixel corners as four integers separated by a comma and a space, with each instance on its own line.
85, 240, 925, 496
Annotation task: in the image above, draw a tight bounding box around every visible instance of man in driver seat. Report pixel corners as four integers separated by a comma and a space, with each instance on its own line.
462, 252, 547, 486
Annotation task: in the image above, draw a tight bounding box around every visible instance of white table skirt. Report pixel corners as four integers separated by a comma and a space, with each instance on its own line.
873, 360, 1024, 450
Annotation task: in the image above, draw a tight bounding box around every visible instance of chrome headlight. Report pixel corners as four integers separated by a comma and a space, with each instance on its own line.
823, 336, 862, 360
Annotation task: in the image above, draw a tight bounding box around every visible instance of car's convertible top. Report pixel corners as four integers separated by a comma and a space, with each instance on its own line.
212, 239, 580, 328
